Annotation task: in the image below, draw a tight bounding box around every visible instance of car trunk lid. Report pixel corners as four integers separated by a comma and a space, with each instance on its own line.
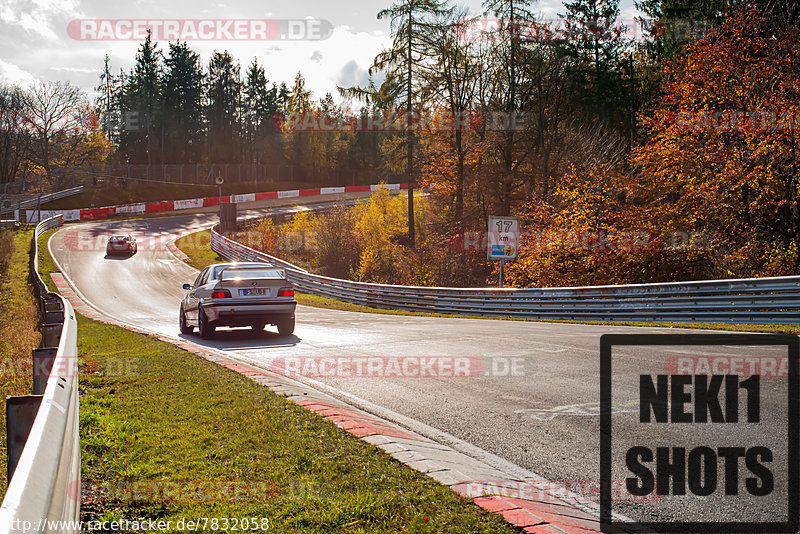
215, 267, 289, 298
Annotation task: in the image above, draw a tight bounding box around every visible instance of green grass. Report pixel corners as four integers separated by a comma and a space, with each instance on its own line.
0, 228, 42, 498
34, 219, 517, 532
174, 228, 799, 335
74, 315, 517, 532
37, 227, 60, 292
174, 230, 226, 271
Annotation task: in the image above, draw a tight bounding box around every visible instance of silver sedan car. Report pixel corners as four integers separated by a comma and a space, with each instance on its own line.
179, 262, 296, 338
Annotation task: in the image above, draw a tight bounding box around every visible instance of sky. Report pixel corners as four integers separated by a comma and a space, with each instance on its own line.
0, 0, 641, 105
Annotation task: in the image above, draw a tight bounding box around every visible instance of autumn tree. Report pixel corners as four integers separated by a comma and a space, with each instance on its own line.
26, 81, 110, 178
373, 0, 452, 246
634, 6, 800, 275
421, 7, 481, 224
0, 85, 30, 186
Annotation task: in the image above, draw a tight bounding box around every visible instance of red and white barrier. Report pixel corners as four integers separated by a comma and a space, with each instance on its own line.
17, 183, 408, 223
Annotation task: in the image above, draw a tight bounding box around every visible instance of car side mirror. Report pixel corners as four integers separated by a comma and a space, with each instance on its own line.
182, 283, 191, 290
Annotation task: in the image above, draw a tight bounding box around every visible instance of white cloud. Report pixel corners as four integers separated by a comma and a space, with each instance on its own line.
337, 59, 369, 89
18, 12, 59, 40
0, 0, 643, 107
32, 0, 79, 15
0, 6, 16, 23
0, 59, 37, 86
50, 66, 97, 72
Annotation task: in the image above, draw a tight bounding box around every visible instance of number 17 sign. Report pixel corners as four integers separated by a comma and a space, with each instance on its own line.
487, 216, 520, 261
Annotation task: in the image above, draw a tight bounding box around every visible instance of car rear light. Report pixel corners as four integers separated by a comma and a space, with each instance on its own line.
278, 288, 294, 297
211, 290, 231, 299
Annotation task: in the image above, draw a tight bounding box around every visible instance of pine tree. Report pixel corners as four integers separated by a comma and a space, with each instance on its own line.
560, 0, 629, 126
162, 41, 205, 163
123, 31, 163, 165
95, 55, 120, 143
206, 51, 242, 163
243, 59, 279, 164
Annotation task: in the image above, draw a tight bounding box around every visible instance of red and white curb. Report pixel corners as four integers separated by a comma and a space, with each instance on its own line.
49, 278, 613, 534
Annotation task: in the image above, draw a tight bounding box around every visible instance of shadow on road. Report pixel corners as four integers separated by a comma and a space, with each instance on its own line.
179, 327, 301, 351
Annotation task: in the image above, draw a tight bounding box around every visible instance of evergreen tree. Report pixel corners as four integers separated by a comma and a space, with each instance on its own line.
95, 55, 120, 144
277, 82, 291, 111
122, 32, 163, 165
560, 0, 629, 126
243, 59, 280, 164
162, 41, 205, 163
206, 51, 242, 163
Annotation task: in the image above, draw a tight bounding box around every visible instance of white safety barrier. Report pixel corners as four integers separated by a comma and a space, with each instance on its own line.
0, 215, 80, 534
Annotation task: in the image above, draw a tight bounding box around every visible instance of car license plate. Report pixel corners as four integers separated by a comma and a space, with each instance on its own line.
240, 288, 266, 296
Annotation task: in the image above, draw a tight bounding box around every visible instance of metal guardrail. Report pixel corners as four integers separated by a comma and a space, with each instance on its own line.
1, 186, 85, 217
211, 225, 800, 325
0, 215, 80, 534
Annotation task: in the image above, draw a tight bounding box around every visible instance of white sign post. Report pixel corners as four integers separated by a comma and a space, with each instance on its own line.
487, 215, 520, 288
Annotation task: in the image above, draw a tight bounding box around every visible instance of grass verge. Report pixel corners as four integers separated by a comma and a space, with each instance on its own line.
37, 227, 60, 292
74, 315, 516, 532
0, 228, 42, 498
175, 228, 800, 335
174, 230, 226, 271
37, 222, 516, 532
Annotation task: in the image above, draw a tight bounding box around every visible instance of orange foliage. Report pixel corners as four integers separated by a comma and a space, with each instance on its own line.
633, 6, 800, 277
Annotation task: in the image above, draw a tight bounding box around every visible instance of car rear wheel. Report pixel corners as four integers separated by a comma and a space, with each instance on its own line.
198, 308, 215, 339
179, 306, 193, 334
277, 317, 295, 336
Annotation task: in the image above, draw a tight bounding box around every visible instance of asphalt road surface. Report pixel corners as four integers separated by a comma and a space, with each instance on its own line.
49, 207, 795, 531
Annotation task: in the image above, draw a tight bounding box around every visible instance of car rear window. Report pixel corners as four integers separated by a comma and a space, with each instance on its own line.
219, 268, 284, 280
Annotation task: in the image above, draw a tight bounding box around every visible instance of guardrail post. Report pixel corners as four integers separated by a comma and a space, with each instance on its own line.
41, 323, 64, 348
6, 396, 43, 482
32, 348, 57, 395
42, 296, 65, 324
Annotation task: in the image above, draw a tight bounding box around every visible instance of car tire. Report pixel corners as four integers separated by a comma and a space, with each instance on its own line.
277, 317, 295, 336
179, 306, 193, 334
198, 308, 215, 339
251, 322, 266, 332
